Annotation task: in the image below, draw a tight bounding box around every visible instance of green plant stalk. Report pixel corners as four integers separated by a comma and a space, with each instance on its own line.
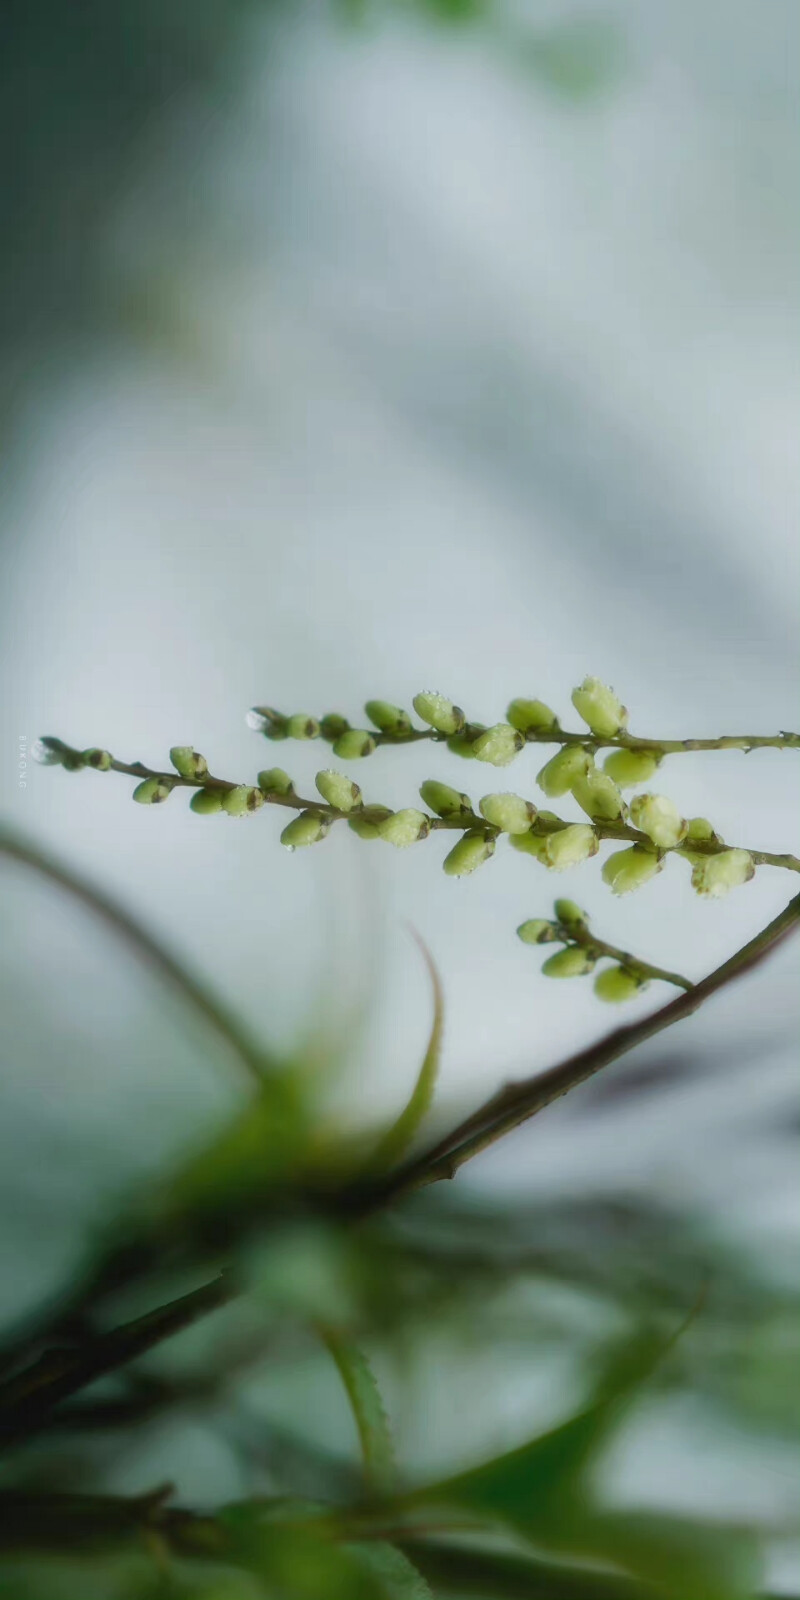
38, 743, 800, 874
0, 827, 269, 1088
391, 892, 800, 1194
561, 921, 693, 991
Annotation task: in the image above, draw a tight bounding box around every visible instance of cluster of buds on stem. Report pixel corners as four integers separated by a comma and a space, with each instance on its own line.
35, 676, 798, 999
516, 899, 681, 1003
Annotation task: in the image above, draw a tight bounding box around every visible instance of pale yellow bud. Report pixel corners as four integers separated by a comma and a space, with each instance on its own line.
472, 724, 524, 768
377, 809, 430, 847
690, 849, 755, 898
537, 746, 592, 797
478, 792, 536, 833
571, 677, 628, 738
630, 793, 687, 849
542, 824, 598, 871
601, 845, 661, 895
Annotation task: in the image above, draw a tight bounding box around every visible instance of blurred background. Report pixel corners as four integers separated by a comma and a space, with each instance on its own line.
0, 0, 798, 1592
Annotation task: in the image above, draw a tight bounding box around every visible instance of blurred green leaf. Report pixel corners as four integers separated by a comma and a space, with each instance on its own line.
321, 1328, 396, 1492
349, 1542, 432, 1600
518, 18, 623, 101
586, 1510, 762, 1600
407, 1330, 662, 1536
369, 936, 444, 1173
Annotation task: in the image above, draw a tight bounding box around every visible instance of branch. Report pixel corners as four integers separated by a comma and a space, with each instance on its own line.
388, 893, 800, 1194
0, 827, 270, 1088
0, 1277, 231, 1448
32, 743, 800, 875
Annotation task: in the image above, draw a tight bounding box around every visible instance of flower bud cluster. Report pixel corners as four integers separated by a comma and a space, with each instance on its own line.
517, 898, 649, 1002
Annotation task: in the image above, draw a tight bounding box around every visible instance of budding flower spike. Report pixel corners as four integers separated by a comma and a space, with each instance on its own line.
170, 746, 208, 780
247, 706, 288, 739
377, 809, 430, 848
603, 748, 661, 788
506, 698, 558, 734
190, 788, 224, 816
553, 899, 588, 930
315, 770, 362, 812
472, 724, 524, 768
332, 729, 376, 760
37, 683, 800, 1004
364, 700, 412, 736
630, 793, 687, 850
285, 714, 320, 741
412, 692, 465, 737
517, 918, 558, 944
571, 677, 628, 738
281, 812, 330, 849
443, 831, 495, 876
257, 768, 294, 796
570, 767, 625, 822
542, 825, 598, 871
222, 785, 264, 817
690, 849, 755, 898
602, 845, 662, 896
542, 946, 596, 978
537, 746, 592, 797
420, 780, 472, 818
594, 965, 647, 1003
133, 777, 173, 805
478, 793, 536, 834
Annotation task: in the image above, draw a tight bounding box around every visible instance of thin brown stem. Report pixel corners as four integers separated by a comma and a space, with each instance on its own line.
0, 828, 270, 1088
387, 892, 800, 1195
40, 742, 800, 874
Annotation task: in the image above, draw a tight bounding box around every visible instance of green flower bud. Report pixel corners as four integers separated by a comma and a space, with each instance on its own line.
594, 965, 645, 1003
543, 824, 598, 871
281, 811, 330, 849
169, 745, 208, 780
478, 792, 536, 833
348, 805, 393, 840
506, 698, 558, 734
442, 830, 496, 877
320, 713, 350, 741
82, 747, 112, 771
686, 816, 722, 844
509, 829, 549, 861
314, 769, 362, 812
257, 767, 294, 795
446, 724, 486, 758
536, 745, 592, 797
602, 845, 662, 895
571, 677, 628, 738
630, 792, 687, 849
602, 748, 661, 788
190, 787, 224, 815
419, 780, 471, 818
246, 706, 288, 740
517, 918, 559, 944
364, 700, 412, 736
377, 808, 430, 847
332, 729, 377, 760
412, 691, 465, 736
542, 946, 596, 978
285, 714, 320, 741
472, 724, 524, 768
33, 737, 85, 771
553, 898, 588, 929
690, 848, 755, 898
132, 777, 173, 805
571, 768, 625, 821
222, 784, 265, 817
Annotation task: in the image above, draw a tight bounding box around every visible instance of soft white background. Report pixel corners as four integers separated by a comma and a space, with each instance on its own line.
0, 0, 797, 1552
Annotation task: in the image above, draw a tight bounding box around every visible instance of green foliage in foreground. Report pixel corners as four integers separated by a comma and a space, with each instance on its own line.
1, 683, 798, 1597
